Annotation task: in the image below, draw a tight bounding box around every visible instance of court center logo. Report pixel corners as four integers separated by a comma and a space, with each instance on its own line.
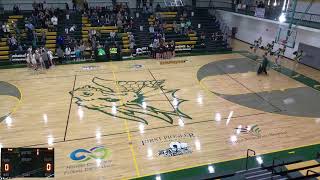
70, 146, 111, 162
158, 142, 192, 157
70, 77, 192, 125
234, 124, 261, 137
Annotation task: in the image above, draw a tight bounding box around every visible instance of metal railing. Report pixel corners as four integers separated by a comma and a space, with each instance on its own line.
246, 149, 256, 170
271, 158, 284, 175
306, 169, 319, 176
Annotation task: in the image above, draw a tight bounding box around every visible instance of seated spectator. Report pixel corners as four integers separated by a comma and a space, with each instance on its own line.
2, 22, 10, 35
149, 25, 155, 33
180, 21, 186, 35
173, 21, 178, 33
8, 35, 18, 50
69, 25, 76, 33
186, 19, 192, 28
51, 15, 58, 27
110, 31, 116, 41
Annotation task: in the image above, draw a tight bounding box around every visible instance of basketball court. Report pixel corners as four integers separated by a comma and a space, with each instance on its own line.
1, 48, 320, 179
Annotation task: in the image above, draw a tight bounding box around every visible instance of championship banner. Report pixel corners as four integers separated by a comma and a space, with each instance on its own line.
254, 8, 265, 18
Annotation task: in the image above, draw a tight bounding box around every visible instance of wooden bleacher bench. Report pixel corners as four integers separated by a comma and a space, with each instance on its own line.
275, 159, 320, 174
159, 12, 178, 15
286, 160, 319, 171
8, 15, 23, 19
82, 26, 118, 31
288, 166, 320, 179
175, 41, 197, 45
0, 55, 9, 60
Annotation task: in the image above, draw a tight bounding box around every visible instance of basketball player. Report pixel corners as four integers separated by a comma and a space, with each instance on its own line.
257, 53, 270, 75
293, 50, 304, 72
266, 41, 275, 56
257, 36, 262, 47
31, 50, 38, 71
273, 47, 282, 69
252, 40, 259, 54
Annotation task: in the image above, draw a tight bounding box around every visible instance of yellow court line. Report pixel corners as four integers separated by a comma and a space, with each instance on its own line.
108, 62, 141, 177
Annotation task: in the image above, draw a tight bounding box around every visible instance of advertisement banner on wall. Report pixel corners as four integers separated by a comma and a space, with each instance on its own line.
254, 8, 265, 18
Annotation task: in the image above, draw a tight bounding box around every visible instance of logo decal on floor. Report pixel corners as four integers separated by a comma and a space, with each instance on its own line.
234, 124, 261, 137
70, 146, 111, 162
158, 142, 192, 157
71, 77, 192, 125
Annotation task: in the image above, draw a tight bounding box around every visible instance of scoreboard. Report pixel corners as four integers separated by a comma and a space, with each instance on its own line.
1, 148, 54, 178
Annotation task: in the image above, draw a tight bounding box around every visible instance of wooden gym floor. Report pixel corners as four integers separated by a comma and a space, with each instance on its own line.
1, 41, 320, 179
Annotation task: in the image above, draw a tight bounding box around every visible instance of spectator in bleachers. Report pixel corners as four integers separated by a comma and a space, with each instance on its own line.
137, 0, 141, 9
51, 15, 58, 30
200, 32, 206, 47
41, 30, 46, 45
2, 22, 10, 35
72, 0, 77, 10
8, 35, 18, 51
156, 3, 161, 12
150, 0, 154, 7
32, 30, 38, 48
180, 21, 186, 35
13, 4, 20, 15
149, 24, 155, 33
110, 31, 116, 42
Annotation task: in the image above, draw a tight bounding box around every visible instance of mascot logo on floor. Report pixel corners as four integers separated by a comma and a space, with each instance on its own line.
71, 77, 192, 125
158, 142, 192, 157
70, 146, 111, 162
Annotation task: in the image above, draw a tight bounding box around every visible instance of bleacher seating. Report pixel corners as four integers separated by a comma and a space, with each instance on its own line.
0, 6, 231, 65
132, 8, 230, 54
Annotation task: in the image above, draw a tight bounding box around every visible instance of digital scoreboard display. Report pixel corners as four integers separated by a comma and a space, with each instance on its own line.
1, 148, 54, 178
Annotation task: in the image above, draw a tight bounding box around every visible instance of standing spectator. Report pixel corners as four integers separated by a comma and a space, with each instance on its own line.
112, 0, 117, 7
137, 0, 141, 9
13, 4, 20, 15
65, 46, 71, 61
65, 3, 69, 11
72, 0, 77, 10
150, 0, 154, 7
56, 46, 64, 63
41, 48, 49, 68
